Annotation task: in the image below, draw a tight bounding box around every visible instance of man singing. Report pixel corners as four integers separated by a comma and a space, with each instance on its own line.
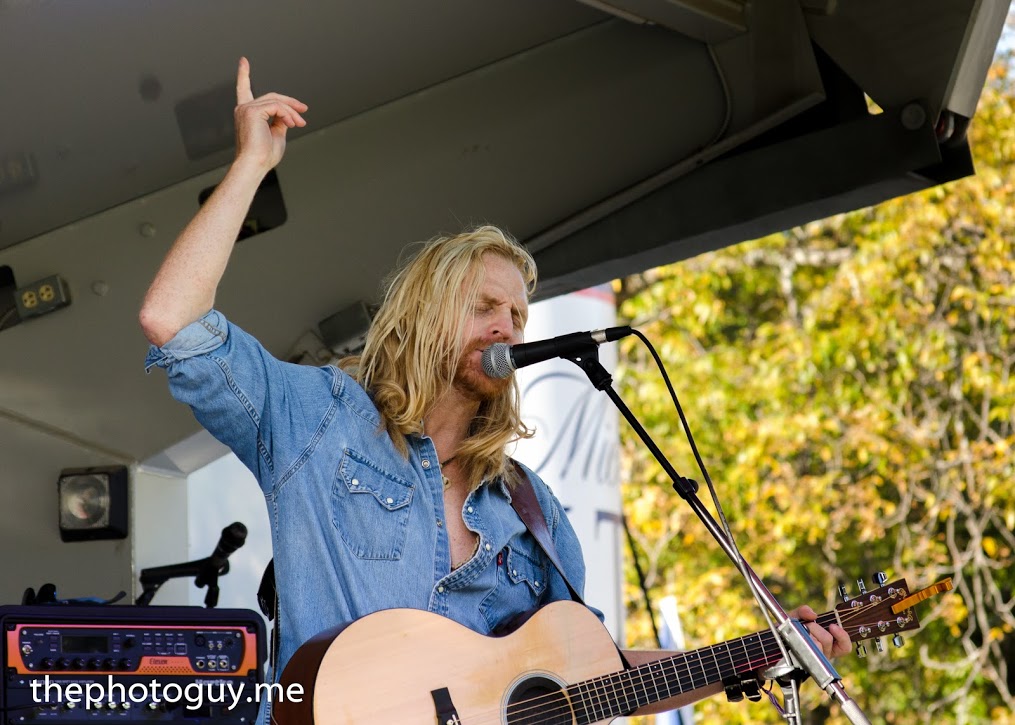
140, 58, 848, 723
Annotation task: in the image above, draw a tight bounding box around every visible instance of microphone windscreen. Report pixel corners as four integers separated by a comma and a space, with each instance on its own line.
481, 344, 514, 379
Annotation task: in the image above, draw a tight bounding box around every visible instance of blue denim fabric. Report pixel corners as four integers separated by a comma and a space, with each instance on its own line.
145, 311, 596, 720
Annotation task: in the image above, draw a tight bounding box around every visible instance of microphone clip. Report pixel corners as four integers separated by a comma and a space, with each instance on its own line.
561, 345, 614, 391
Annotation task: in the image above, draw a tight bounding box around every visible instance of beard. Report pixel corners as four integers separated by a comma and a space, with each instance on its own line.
453, 340, 511, 401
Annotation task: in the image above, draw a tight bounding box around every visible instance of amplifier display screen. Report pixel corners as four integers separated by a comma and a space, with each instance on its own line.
61, 634, 108, 653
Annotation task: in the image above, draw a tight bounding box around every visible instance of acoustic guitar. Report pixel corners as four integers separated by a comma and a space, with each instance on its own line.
274, 577, 951, 724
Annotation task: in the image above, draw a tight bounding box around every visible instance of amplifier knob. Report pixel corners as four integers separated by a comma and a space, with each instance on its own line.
88, 658, 102, 670
102, 658, 115, 670
124, 636, 136, 649
21, 644, 32, 656
55, 658, 68, 670
118, 658, 134, 671
71, 658, 85, 670
40, 658, 54, 670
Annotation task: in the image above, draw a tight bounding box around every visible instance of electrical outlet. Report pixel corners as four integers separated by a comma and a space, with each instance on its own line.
15, 274, 71, 320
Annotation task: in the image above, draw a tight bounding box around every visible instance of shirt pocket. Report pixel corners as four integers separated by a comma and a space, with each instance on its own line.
480, 545, 549, 632
332, 449, 415, 560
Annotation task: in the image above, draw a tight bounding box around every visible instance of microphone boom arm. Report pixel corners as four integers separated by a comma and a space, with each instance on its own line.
137, 558, 229, 608
136, 522, 247, 608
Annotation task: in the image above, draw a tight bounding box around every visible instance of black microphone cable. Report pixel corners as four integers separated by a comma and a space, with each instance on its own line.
628, 328, 794, 666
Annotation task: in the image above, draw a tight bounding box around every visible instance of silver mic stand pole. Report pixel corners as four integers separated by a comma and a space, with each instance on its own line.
568, 350, 870, 725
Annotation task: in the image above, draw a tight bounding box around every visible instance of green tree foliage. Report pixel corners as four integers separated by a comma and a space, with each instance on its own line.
616, 58, 1015, 724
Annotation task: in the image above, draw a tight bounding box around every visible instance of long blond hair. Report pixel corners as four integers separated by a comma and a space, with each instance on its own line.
342, 226, 537, 486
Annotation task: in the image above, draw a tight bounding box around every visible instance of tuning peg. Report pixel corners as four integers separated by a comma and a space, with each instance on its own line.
856, 578, 868, 595
892, 634, 904, 648
855, 643, 867, 658
838, 583, 850, 603
874, 571, 888, 587
874, 637, 885, 653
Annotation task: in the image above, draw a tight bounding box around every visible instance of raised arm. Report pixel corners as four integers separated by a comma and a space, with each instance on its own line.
139, 57, 308, 346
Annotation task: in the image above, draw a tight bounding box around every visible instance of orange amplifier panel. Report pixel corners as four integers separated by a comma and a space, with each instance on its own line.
6, 622, 259, 676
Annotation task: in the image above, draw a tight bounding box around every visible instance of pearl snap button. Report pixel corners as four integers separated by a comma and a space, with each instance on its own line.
421, 459, 430, 468
467, 506, 473, 513
351, 479, 359, 486
437, 586, 445, 593
386, 497, 394, 504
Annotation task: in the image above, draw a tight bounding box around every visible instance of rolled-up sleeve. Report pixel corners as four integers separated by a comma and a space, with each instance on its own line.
144, 310, 337, 493
144, 310, 230, 371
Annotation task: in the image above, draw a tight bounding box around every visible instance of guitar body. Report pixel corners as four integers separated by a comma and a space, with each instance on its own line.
274, 576, 947, 724
275, 600, 624, 724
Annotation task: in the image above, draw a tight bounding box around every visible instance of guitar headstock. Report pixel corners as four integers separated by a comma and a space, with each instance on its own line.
834, 573, 953, 657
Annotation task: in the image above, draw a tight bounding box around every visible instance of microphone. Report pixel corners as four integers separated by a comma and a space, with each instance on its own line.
193, 522, 247, 590
208, 522, 248, 572
481, 326, 633, 379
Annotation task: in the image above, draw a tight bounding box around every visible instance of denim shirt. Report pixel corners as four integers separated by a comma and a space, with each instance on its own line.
144, 311, 594, 717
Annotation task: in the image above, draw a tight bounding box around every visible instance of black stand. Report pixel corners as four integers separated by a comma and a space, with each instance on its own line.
137, 522, 248, 608
137, 558, 229, 608
565, 347, 870, 725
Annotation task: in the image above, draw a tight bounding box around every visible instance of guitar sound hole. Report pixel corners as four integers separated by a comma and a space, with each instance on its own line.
506, 676, 572, 725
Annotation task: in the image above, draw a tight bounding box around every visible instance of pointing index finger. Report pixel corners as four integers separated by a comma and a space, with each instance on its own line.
236, 56, 254, 104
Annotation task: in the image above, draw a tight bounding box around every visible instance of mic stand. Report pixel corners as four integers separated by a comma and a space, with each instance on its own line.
564, 348, 870, 725
762, 662, 807, 725
136, 558, 229, 608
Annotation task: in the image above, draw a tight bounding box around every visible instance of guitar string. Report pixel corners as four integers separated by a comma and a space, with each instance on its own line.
489, 613, 891, 725
493, 622, 877, 725
457, 595, 906, 725
440, 596, 900, 725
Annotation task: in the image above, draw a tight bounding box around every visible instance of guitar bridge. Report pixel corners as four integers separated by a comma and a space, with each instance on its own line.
431, 687, 461, 725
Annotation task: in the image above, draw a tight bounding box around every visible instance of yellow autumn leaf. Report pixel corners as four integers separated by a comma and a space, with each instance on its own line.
983, 536, 998, 557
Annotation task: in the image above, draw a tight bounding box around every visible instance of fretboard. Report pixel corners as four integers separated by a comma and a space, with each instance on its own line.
563, 611, 838, 723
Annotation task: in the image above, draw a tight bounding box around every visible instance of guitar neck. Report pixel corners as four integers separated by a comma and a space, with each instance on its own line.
563, 611, 837, 722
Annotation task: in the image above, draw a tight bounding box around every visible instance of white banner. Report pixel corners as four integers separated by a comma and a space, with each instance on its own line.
513, 286, 625, 641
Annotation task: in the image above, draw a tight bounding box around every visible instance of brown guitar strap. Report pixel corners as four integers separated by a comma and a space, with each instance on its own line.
509, 460, 585, 606
509, 460, 632, 670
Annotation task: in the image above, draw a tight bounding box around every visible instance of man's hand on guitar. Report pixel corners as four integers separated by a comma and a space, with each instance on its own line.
789, 605, 851, 658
